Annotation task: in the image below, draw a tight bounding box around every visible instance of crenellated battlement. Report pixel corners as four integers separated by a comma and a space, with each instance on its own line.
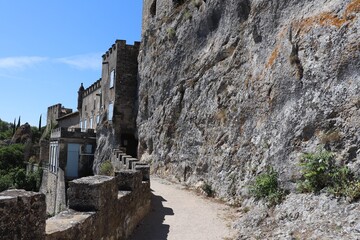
82, 78, 101, 98
0, 167, 151, 240
102, 39, 140, 61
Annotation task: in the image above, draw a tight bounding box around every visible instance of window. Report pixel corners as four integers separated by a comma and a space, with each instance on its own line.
90, 116, 93, 129
110, 69, 115, 88
96, 115, 100, 124
49, 142, 59, 173
83, 119, 87, 131
108, 102, 114, 121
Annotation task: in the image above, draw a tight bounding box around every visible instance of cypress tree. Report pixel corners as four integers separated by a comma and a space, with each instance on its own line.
17, 116, 21, 129
38, 114, 42, 131
13, 118, 16, 135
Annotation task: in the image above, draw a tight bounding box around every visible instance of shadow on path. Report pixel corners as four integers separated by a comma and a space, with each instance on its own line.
130, 190, 174, 240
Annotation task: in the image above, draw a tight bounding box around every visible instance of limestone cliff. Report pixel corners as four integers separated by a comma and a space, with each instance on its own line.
138, 0, 359, 238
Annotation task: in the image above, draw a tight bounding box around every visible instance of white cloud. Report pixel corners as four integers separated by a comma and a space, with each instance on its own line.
0, 56, 48, 69
56, 53, 102, 70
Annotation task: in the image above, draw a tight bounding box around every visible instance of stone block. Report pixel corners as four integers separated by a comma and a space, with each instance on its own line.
115, 170, 142, 191
127, 158, 139, 169
135, 165, 150, 181
121, 155, 132, 164
68, 175, 116, 211
0, 189, 46, 240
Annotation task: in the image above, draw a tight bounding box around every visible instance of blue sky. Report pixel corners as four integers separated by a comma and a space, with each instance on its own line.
0, 0, 143, 126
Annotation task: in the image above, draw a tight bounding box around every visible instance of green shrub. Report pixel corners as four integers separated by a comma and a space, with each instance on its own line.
343, 181, 360, 202
24, 168, 43, 191
298, 149, 336, 192
0, 174, 13, 192
249, 167, 285, 206
0, 144, 25, 171
99, 161, 114, 176
298, 148, 360, 202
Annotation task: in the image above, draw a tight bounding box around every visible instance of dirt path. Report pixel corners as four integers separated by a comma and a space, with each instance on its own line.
130, 176, 237, 240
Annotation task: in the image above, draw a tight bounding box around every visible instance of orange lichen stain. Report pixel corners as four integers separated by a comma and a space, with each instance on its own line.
345, 0, 360, 18
295, 12, 346, 33
266, 46, 279, 68
294, 0, 359, 34
318, 12, 347, 27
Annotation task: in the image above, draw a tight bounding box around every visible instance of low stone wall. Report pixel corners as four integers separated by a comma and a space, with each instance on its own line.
0, 190, 46, 240
40, 168, 66, 215
0, 169, 151, 240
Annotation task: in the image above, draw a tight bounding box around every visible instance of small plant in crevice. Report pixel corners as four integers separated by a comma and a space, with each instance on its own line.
99, 160, 114, 176
202, 182, 215, 197
249, 167, 286, 206
167, 27, 176, 40
183, 9, 192, 21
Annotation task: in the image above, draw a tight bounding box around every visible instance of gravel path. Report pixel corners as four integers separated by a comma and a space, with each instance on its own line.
130, 176, 237, 240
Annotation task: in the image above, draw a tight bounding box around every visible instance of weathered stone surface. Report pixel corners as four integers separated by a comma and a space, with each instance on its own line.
39, 168, 66, 215
128, 158, 140, 169
236, 193, 360, 239
0, 189, 46, 240
135, 165, 151, 181
11, 123, 32, 144
138, 0, 359, 237
115, 170, 142, 191
68, 175, 117, 211
139, 0, 360, 194
93, 122, 116, 174
46, 172, 151, 240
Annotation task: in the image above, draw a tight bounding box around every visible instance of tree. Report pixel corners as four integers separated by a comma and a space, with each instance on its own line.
13, 118, 16, 135
0, 144, 25, 171
16, 116, 21, 129
38, 114, 42, 131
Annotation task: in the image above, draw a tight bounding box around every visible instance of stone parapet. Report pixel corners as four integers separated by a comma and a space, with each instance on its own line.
46, 170, 151, 240
68, 175, 117, 211
0, 169, 151, 240
115, 170, 142, 191
0, 190, 46, 240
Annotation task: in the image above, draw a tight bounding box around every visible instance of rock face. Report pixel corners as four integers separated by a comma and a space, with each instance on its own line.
93, 121, 116, 174
138, 0, 359, 237
11, 123, 32, 144
236, 193, 360, 239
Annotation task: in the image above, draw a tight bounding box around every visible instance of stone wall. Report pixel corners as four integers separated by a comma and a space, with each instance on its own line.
46, 104, 72, 129
40, 168, 66, 215
46, 171, 151, 240
0, 169, 151, 240
57, 112, 80, 129
0, 190, 46, 240
79, 79, 102, 130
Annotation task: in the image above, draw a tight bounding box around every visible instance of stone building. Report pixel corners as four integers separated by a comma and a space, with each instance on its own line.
101, 40, 140, 157
41, 128, 96, 214
77, 79, 102, 131
45, 104, 74, 130
40, 39, 140, 215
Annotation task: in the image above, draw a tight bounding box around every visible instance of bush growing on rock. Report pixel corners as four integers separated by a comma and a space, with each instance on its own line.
249, 167, 285, 206
298, 147, 360, 202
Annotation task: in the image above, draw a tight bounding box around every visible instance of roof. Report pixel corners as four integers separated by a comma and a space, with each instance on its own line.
57, 111, 80, 121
